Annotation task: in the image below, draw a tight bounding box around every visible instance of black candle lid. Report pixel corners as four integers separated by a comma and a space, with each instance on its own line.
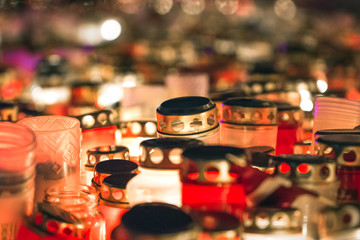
182, 145, 246, 162
94, 160, 138, 174
317, 134, 360, 146
223, 97, 276, 108
121, 202, 194, 234
246, 146, 274, 154
157, 96, 215, 115
315, 129, 360, 136
272, 154, 333, 164
141, 138, 203, 150
273, 101, 300, 111
102, 173, 137, 189
88, 145, 129, 155
0, 101, 15, 109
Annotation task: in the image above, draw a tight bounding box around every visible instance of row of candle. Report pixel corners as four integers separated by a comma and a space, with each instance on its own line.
1, 94, 359, 240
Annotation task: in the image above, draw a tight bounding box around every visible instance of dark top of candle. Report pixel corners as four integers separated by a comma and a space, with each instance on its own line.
315, 129, 360, 136
157, 96, 215, 115
140, 137, 203, 149
317, 134, 360, 146
88, 145, 129, 155
273, 101, 300, 111
272, 154, 333, 164
94, 159, 138, 174
223, 97, 276, 108
121, 203, 194, 234
102, 173, 137, 189
182, 145, 246, 162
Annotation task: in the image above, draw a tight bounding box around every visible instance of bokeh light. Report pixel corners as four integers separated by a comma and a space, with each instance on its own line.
274, 0, 296, 20
100, 19, 121, 41
181, 0, 205, 15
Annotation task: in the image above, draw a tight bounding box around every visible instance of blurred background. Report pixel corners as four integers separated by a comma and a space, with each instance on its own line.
0, 0, 360, 120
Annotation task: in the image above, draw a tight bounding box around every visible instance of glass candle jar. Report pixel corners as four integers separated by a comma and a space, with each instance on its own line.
156, 96, 220, 145
181, 145, 247, 218
316, 134, 360, 203
18, 115, 82, 204
76, 110, 117, 184
192, 210, 242, 240
126, 138, 203, 207
319, 204, 360, 240
0, 122, 36, 240
17, 185, 105, 240
111, 202, 198, 240
242, 207, 303, 240
99, 173, 137, 240
85, 146, 130, 186
271, 154, 338, 239
117, 120, 157, 162
92, 160, 138, 190
275, 104, 304, 155
220, 98, 278, 149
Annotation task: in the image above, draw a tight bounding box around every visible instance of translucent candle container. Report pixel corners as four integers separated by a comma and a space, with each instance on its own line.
76, 110, 117, 184
117, 120, 157, 162
126, 138, 203, 207
17, 185, 105, 240
316, 134, 360, 203
165, 71, 210, 99
0, 122, 36, 240
181, 145, 247, 218
192, 210, 242, 240
99, 173, 137, 240
242, 207, 304, 240
220, 98, 278, 149
156, 96, 220, 145
86, 146, 130, 186
92, 160, 138, 190
319, 203, 360, 240
271, 154, 338, 239
18, 115, 81, 204
275, 104, 304, 155
111, 203, 198, 240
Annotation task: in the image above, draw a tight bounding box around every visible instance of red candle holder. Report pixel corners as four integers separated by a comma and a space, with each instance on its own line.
181, 146, 247, 219
75, 110, 117, 184
99, 174, 136, 240
275, 104, 304, 155
316, 134, 360, 203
